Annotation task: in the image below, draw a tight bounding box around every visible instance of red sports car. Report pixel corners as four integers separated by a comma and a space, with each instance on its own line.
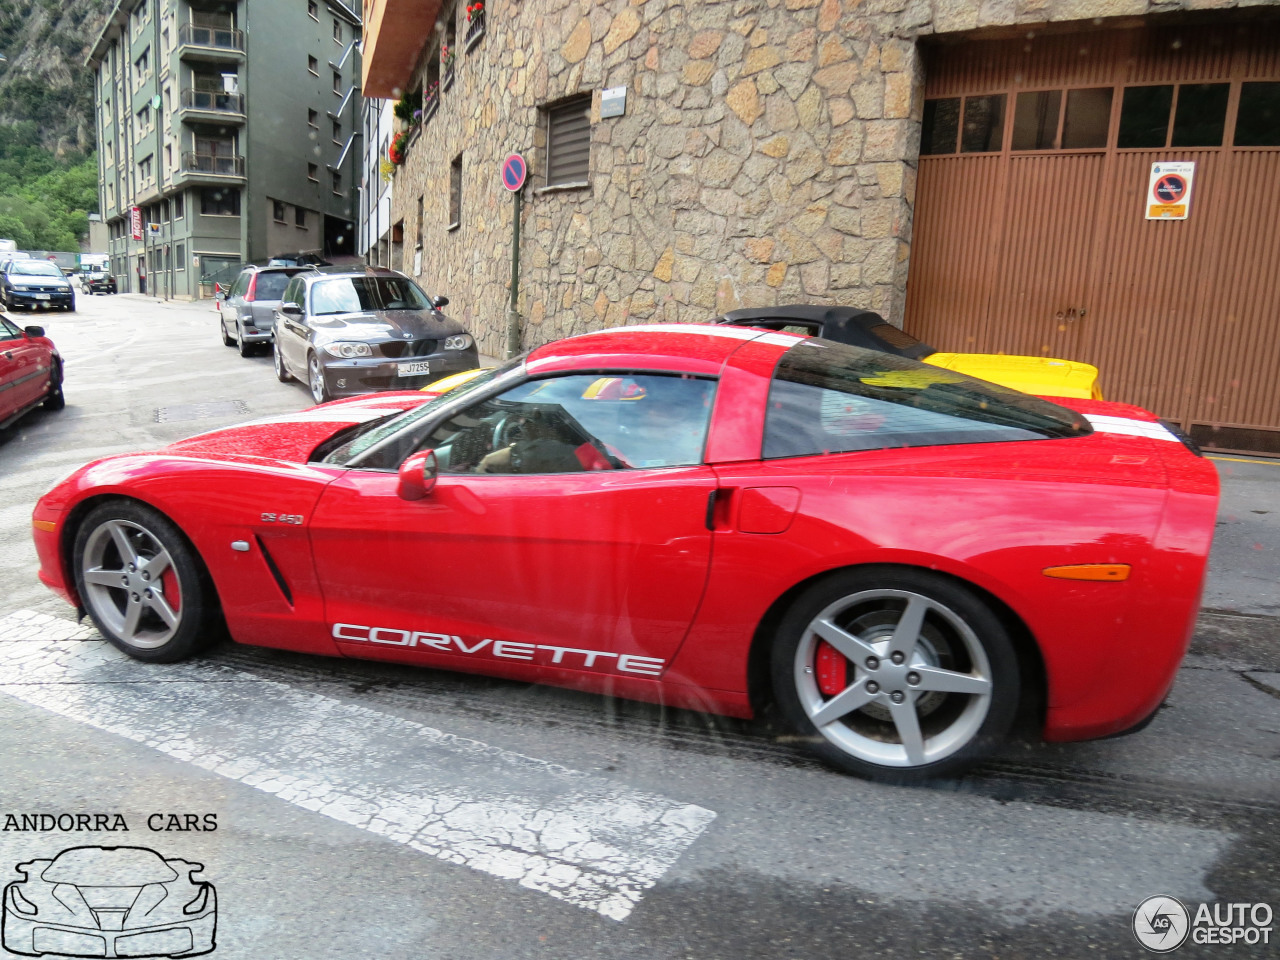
31, 325, 1218, 781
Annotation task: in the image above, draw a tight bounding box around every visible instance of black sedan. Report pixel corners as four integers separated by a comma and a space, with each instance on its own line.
80, 269, 118, 294
272, 267, 479, 404
1, 260, 75, 312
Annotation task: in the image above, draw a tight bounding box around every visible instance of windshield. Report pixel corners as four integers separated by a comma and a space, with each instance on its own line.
310, 275, 432, 315
320, 357, 523, 467
764, 339, 1090, 458
12, 261, 63, 277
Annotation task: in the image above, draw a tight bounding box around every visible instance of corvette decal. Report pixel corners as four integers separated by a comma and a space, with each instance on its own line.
1083, 415, 1181, 443
332, 623, 666, 676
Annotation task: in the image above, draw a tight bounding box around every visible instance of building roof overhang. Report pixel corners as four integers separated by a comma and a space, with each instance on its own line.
361, 0, 439, 99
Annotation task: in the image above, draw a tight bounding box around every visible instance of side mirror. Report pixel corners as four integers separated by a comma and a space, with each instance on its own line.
279, 302, 302, 316
397, 449, 438, 501
431, 295, 449, 309
24, 325, 44, 337
214, 291, 226, 302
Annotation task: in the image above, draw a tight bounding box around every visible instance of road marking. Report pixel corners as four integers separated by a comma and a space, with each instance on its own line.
1208, 455, 1280, 466
0, 610, 715, 921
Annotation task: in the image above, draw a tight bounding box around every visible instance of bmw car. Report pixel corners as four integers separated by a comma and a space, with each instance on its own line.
271, 266, 478, 404
30, 325, 1218, 781
2, 846, 215, 958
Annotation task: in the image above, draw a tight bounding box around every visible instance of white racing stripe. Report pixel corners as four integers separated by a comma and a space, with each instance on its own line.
0, 610, 715, 921
1083, 414, 1181, 442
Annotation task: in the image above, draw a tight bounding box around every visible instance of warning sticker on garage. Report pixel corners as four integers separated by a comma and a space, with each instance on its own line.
1145, 162, 1196, 220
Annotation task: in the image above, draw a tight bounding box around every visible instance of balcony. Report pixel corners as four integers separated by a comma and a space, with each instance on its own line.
179, 88, 246, 123
177, 22, 245, 62
180, 151, 245, 178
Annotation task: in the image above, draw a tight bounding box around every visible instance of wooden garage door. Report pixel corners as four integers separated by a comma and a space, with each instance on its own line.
904, 22, 1280, 455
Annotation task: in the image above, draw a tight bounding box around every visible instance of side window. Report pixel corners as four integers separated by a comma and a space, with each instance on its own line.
280, 278, 299, 307
0, 318, 22, 341
419, 374, 716, 475
229, 271, 250, 298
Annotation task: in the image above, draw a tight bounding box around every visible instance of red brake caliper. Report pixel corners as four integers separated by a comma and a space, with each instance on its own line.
815, 641, 847, 696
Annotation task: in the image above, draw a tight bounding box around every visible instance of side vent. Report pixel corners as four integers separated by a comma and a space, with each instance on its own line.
254, 535, 294, 607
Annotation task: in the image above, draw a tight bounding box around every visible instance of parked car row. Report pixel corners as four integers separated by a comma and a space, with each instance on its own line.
216, 264, 479, 404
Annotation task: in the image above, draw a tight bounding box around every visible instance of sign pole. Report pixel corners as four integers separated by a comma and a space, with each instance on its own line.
507, 189, 521, 358
501, 153, 528, 359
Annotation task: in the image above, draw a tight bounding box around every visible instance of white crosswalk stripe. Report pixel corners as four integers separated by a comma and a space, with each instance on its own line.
0, 610, 715, 921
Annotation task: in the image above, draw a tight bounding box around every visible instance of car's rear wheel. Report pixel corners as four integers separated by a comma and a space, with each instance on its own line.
273, 337, 293, 382
771, 567, 1019, 782
236, 323, 254, 357
43, 360, 64, 410
308, 352, 330, 404
73, 501, 215, 663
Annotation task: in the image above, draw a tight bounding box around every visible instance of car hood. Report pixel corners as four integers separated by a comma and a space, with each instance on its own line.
164, 393, 426, 463
311, 308, 467, 343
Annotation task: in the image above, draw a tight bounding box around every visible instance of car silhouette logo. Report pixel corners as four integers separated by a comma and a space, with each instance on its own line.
2, 845, 217, 957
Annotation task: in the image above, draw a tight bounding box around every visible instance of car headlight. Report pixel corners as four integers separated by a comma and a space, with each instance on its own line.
444, 334, 473, 350
323, 341, 372, 359
183, 884, 210, 915
8, 885, 38, 916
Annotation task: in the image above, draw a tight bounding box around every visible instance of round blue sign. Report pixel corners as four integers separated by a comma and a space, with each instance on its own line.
502, 153, 527, 192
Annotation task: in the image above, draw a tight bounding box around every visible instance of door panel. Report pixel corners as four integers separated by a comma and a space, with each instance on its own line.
310, 467, 717, 678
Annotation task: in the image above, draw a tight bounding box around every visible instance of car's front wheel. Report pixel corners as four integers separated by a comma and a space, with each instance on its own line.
273, 337, 293, 382
73, 501, 216, 663
771, 567, 1019, 782
308, 352, 330, 404
221, 317, 235, 347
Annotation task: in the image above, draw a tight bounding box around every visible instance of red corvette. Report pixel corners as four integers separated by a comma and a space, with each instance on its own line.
31, 325, 1218, 781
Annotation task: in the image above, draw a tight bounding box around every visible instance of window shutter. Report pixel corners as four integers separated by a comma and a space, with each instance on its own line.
547, 98, 591, 185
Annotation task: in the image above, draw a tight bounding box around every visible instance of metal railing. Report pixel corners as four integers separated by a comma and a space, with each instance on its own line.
178, 22, 245, 52
180, 88, 245, 114
181, 152, 245, 176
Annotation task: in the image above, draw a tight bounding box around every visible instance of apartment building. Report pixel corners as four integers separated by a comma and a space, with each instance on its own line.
89, 0, 363, 299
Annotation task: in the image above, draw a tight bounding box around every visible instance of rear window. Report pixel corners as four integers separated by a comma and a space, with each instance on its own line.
255, 271, 298, 300
764, 340, 1090, 458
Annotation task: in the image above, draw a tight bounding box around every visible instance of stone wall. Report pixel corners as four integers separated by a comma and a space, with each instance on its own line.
387, 0, 1275, 356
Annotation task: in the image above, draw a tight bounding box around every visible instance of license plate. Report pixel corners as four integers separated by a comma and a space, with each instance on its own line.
35, 294, 50, 301
397, 361, 431, 377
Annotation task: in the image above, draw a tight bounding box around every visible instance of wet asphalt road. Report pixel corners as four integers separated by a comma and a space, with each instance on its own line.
0, 293, 1275, 959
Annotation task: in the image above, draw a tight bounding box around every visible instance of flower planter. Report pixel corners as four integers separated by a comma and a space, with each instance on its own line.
465, 7, 485, 52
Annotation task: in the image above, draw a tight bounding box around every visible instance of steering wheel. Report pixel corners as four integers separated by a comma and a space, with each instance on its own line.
491, 412, 527, 449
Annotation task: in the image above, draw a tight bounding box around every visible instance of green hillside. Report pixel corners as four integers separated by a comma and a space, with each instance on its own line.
0, 0, 111, 250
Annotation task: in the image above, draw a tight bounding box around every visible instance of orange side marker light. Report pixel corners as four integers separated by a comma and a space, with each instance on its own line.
1042, 564, 1131, 582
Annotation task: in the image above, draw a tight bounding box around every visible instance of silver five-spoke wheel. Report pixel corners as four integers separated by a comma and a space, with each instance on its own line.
74, 501, 214, 662
773, 568, 1019, 781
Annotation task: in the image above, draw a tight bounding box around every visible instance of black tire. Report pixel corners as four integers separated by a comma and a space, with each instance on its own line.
273, 337, 294, 382
73, 500, 216, 663
66, 297, 75, 313
42, 360, 65, 411
308, 352, 330, 404
237, 323, 254, 357
771, 566, 1020, 782
221, 317, 235, 347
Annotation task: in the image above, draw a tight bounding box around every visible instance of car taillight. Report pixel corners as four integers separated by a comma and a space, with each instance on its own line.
244, 273, 258, 302
183, 884, 210, 915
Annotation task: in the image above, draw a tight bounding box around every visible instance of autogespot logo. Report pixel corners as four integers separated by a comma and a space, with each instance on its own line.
1133, 896, 1191, 953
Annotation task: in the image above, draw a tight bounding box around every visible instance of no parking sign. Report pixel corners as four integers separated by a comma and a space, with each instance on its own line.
1145, 162, 1196, 220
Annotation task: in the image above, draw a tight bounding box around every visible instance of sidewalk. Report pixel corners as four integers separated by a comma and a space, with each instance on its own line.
115, 292, 217, 314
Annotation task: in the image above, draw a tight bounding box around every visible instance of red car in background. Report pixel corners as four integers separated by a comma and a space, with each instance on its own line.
0, 316, 63, 430
31, 325, 1218, 781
